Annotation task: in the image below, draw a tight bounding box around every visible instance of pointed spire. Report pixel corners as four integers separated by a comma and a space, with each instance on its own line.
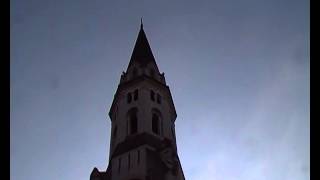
126, 21, 159, 71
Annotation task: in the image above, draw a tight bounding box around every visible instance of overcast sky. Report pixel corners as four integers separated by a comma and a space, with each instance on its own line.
10, 0, 309, 180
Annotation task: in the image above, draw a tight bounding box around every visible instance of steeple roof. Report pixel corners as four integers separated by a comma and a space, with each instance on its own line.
126, 22, 159, 71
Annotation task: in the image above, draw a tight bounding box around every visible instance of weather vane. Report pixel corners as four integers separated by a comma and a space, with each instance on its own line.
140, 17, 143, 29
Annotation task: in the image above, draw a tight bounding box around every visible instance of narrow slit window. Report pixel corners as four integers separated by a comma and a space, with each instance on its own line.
118, 157, 121, 174
128, 154, 131, 170
137, 150, 140, 164
150, 90, 155, 101
157, 94, 161, 104
126, 119, 129, 136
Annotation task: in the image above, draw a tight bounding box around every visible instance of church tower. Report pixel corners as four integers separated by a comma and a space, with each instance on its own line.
90, 22, 185, 180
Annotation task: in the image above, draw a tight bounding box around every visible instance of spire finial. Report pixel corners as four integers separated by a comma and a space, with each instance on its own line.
140, 17, 143, 29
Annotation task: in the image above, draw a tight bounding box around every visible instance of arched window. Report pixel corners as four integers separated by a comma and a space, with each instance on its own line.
127, 108, 138, 135
152, 113, 160, 134
127, 93, 132, 103
134, 89, 138, 101
151, 109, 162, 135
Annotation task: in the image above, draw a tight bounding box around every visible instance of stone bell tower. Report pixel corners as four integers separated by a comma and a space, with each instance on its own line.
90, 22, 185, 180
